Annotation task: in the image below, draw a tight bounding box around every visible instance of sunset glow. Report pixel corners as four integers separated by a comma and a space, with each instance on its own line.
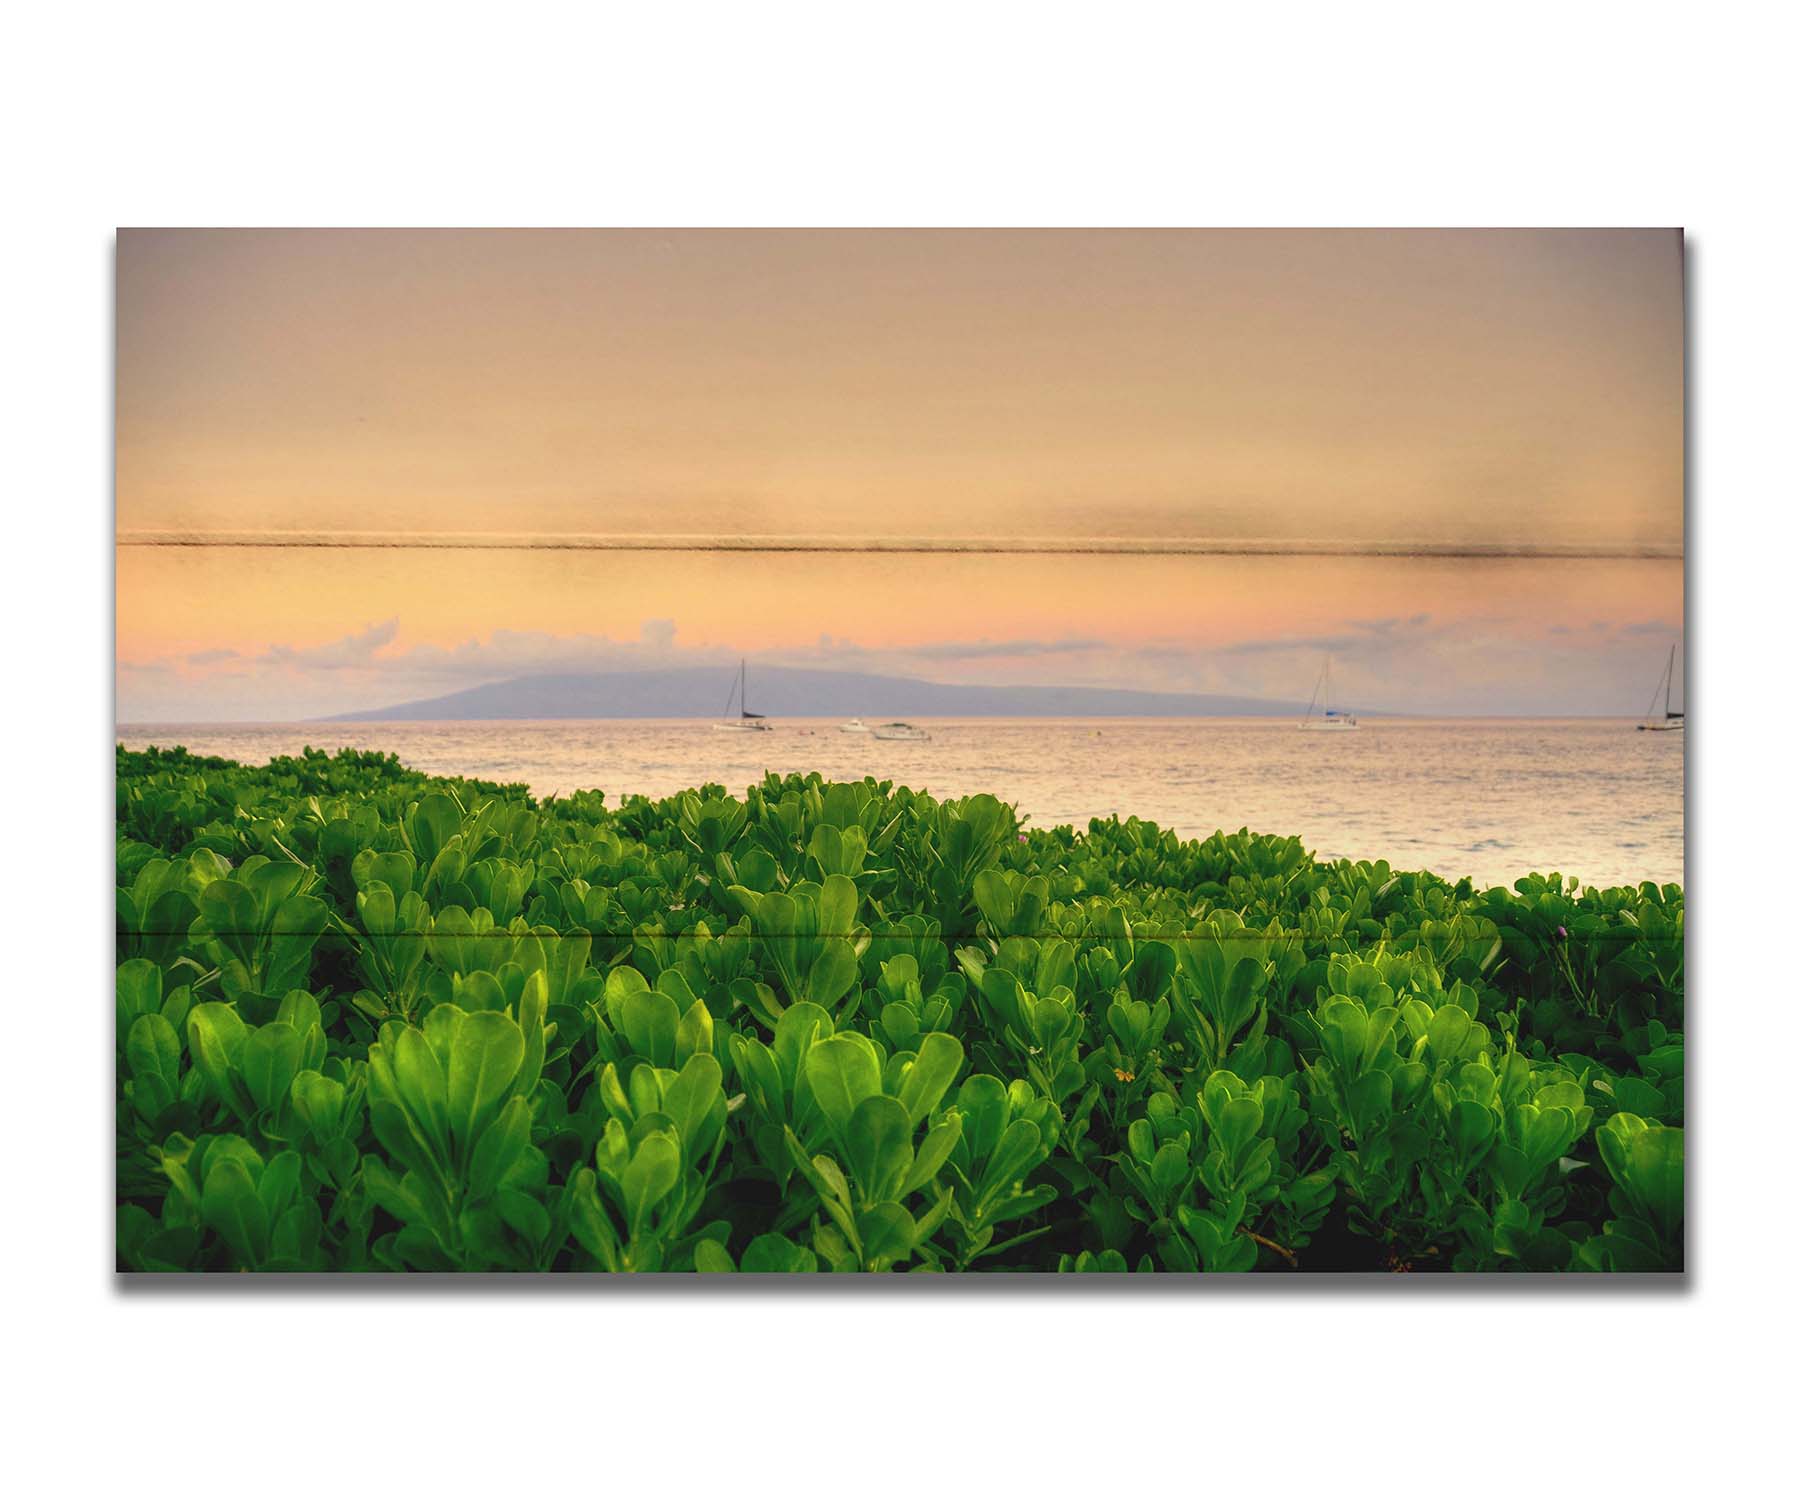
115, 229, 1683, 720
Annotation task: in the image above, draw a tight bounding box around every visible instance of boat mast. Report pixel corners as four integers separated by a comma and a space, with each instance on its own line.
736, 658, 767, 721
1301, 659, 1326, 725
1644, 647, 1672, 723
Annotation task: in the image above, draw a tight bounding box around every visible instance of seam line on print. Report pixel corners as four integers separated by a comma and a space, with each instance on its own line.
114, 530, 1684, 561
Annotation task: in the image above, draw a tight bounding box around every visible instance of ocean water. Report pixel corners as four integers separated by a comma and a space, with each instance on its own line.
116, 717, 1685, 892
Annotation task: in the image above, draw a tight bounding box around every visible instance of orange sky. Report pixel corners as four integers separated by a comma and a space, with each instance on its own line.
115, 229, 1683, 719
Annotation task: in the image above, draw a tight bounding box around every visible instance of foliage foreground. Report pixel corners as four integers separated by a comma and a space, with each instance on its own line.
117, 745, 1684, 1274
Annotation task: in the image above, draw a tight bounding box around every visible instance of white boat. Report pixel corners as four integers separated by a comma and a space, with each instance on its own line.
871, 721, 929, 742
713, 659, 773, 732
1300, 657, 1358, 731
1636, 644, 1685, 732
840, 718, 871, 734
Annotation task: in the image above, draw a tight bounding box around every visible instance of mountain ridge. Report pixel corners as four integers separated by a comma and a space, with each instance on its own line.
323, 665, 1316, 721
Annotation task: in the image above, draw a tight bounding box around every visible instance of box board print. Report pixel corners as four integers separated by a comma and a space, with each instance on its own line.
115, 229, 1683, 1274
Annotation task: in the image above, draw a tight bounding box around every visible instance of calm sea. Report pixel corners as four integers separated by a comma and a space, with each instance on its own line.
116, 717, 1684, 892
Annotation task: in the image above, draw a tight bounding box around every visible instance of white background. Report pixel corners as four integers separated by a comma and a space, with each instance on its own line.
5, 2, 1794, 1493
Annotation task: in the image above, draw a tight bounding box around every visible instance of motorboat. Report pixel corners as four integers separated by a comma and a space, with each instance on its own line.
871, 721, 929, 741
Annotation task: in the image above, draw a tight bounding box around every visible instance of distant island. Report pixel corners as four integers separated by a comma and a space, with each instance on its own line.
324, 665, 1315, 722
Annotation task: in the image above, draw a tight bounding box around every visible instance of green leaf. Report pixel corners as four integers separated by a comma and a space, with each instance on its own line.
740, 1233, 817, 1273
446, 1010, 526, 1155
661, 1052, 726, 1161
1150, 1141, 1189, 1193
495, 1188, 552, 1246
202, 1155, 270, 1268
805, 939, 861, 1010
955, 1073, 1012, 1161
1127, 1116, 1155, 1164
804, 1033, 883, 1140
856, 1202, 919, 1267
117, 958, 163, 1028
126, 1012, 181, 1094
200, 879, 260, 972
289, 1069, 346, 1139
816, 873, 859, 941
187, 1003, 252, 1118
845, 1094, 914, 1203
694, 1239, 735, 1272
902, 1115, 964, 1197
468, 1094, 533, 1200
976, 1118, 1044, 1203
242, 1022, 303, 1115
406, 792, 463, 867
391, 1025, 453, 1167
620, 1131, 681, 1241
972, 869, 1015, 932
675, 997, 714, 1064
896, 1032, 964, 1127
603, 965, 650, 1031
1448, 1099, 1496, 1159
1216, 1093, 1264, 1160
1427, 1004, 1473, 1060
620, 986, 681, 1068
267, 895, 329, 992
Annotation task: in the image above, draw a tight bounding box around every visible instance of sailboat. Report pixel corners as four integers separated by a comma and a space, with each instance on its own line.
713, 659, 772, 732
1636, 645, 1684, 732
1300, 656, 1358, 730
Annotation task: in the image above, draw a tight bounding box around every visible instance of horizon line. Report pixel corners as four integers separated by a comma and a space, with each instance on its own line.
116, 711, 1667, 728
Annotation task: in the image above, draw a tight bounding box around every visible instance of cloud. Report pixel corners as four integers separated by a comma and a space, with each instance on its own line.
905, 637, 1107, 662
1215, 613, 1440, 658
387, 624, 706, 682
262, 617, 399, 670
122, 620, 1126, 718
116, 606, 1687, 723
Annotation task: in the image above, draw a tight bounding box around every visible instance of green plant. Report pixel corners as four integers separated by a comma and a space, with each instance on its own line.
115, 744, 1684, 1273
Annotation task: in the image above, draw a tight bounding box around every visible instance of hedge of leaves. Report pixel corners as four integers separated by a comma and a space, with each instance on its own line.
116, 743, 1684, 1273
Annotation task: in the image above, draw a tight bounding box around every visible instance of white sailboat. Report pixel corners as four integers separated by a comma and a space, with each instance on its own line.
1300, 656, 1358, 730
1636, 644, 1684, 732
840, 718, 871, 734
871, 721, 929, 741
713, 659, 772, 732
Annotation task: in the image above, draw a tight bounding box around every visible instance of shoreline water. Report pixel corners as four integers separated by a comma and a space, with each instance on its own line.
115, 716, 1684, 892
